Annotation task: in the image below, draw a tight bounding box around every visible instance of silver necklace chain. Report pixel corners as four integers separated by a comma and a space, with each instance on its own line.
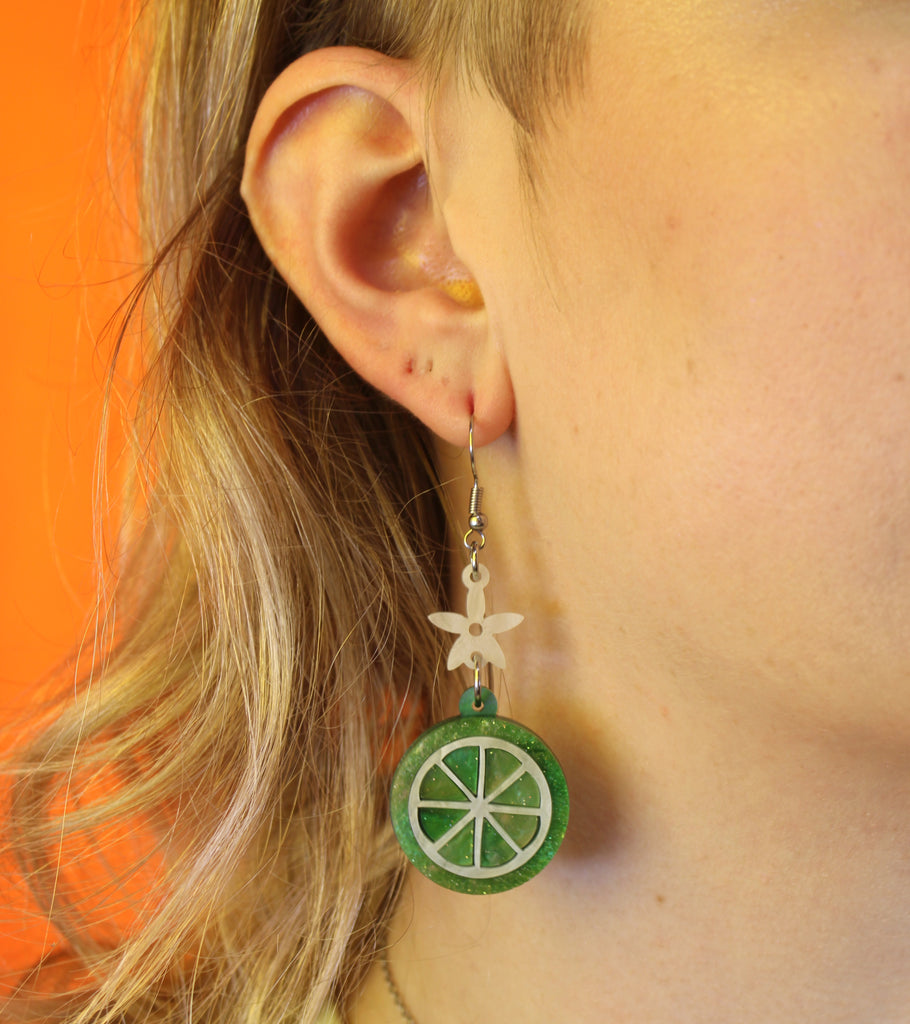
382, 958, 418, 1024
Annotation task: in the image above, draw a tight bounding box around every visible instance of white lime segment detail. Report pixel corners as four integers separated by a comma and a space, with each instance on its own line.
408, 735, 553, 879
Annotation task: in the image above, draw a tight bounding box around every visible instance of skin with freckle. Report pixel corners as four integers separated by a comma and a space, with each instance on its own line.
434, 0, 910, 736
372, 5, 910, 1023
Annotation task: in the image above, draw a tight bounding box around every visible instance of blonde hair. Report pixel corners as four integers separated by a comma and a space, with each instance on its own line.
3, 2, 587, 1021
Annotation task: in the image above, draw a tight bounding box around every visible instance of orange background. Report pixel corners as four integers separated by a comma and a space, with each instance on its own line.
0, 1, 135, 715
1, 1, 139, 985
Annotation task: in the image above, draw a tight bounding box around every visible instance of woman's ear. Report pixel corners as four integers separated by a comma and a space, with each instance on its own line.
241, 48, 513, 446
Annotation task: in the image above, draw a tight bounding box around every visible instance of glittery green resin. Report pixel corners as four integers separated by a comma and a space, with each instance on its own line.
390, 688, 569, 895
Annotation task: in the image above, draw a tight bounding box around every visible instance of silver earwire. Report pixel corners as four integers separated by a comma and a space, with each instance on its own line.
468, 418, 487, 533
464, 416, 487, 577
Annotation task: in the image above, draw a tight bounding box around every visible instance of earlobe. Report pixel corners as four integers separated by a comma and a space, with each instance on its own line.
241, 48, 513, 447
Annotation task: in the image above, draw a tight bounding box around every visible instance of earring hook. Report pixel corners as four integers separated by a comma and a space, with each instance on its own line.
468, 416, 479, 487
464, 416, 488, 575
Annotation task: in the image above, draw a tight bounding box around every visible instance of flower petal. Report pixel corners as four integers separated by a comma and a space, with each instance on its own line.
476, 635, 507, 669
429, 612, 469, 634
466, 579, 486, 622
482, 612, 524, 636
447, 634, 475, 671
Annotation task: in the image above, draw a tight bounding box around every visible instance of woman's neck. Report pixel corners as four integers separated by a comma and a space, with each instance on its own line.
376, 695, 910, 1024
357, 445, 910, 1023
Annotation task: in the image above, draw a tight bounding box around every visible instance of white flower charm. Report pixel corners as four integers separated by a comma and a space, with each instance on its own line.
429, 564, 524, 671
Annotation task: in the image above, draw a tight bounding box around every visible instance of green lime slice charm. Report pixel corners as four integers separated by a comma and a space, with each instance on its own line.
390, 688, 569, 894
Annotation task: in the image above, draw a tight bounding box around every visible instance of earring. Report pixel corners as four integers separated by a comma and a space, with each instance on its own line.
390, 420, 569, 894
